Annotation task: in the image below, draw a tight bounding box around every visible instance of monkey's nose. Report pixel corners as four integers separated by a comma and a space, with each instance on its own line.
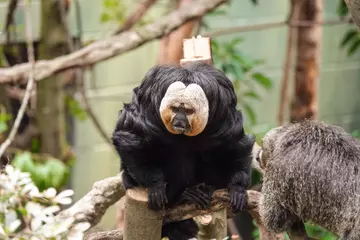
172, 120, 190, 133
173, 121, 187, 129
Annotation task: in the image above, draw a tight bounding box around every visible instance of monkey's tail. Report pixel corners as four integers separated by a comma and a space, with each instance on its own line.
161, 218, 199, 240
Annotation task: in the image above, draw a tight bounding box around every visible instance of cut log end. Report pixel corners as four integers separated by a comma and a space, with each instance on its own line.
180, 35, 213, 67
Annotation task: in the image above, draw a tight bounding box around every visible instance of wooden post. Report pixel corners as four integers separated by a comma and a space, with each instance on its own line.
123, 188, 163, 240
180, 35, 228, 240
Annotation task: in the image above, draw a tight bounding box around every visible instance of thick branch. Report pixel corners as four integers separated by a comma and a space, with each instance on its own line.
83, 187, 280, 240
0, 0, 227, 84
55, 174, 125, 226
344, 0, 360, 29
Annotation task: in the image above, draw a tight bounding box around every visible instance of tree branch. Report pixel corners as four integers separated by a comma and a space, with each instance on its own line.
55, 174, 126, 226
3, 0, 18, 43
0, 0, 227, 84
56, 171, 281, 240
114, 0, 158, 35
344, 0, 360, 29
0, 0, 35, 158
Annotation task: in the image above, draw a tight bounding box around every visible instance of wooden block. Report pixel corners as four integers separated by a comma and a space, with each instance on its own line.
180, 35, 213, 67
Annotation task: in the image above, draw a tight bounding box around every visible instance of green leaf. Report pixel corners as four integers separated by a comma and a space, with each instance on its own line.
100, 12, 112, 23
46, 158, 69, 189
0, 122, 7, 133
337, 0, 349, 17
12, 152, 35, 174
347, 37, 360, 56
243, 102, 256, 125
244, 91, 261, 100
251, 72, 273, 89
250, 0, 258, 5
340, 29, 358, 48
32, 164, 50, 191
65, 96, 88, 121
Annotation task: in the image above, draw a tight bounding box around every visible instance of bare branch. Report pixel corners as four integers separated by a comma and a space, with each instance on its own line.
344, 0, 360, 29
0, 0, 227, 84
114, 0, 158, 35
3, 0, 18, 42
0, 0, 36, 158
59, 0, 112, 145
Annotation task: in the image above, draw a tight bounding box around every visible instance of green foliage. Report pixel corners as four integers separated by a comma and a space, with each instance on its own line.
65, 95, 88, 121
12, 152, 70, 192
337, 0, 349, 17
211, 38, 273, 126
304, 223, 337, 240
337, 0, 360, 56
340, 29, 360, 56
100, 0, 127, 24
0, 108, 12, 134
100, 0, 152, 27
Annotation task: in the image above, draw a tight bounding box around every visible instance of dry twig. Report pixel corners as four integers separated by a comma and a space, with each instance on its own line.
0, 0, 35, 158
0, 0, 227, 84
3, 0, 18, 42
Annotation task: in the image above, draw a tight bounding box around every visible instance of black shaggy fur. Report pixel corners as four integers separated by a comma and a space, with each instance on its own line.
112, 63, 255, 240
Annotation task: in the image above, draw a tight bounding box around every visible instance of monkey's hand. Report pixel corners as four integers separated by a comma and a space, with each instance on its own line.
179, 183, 214, 209
148, 183, 168, 211
229, 187, 248, 213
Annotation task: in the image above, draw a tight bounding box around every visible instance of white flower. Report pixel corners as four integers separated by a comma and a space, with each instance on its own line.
21, 182, 37, 195
0, 225, 6, 236
43, 187, 57, 199
54, 189, 74, 205
8, 219, 21, 233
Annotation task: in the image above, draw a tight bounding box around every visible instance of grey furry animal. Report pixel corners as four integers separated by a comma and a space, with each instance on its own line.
256, 120, 360, 240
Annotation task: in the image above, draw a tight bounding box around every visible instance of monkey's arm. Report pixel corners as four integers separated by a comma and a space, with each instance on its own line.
112, 109, 167, 211
226, 134, 255, 212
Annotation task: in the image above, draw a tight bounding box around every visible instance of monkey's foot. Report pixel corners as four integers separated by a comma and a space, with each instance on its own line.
148, 184, 168, 211
179, 183, 214, 209
229, 187, 248, 213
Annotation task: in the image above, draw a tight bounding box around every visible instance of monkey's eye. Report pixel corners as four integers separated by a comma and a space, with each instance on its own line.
171, 106, 179, 113
185, 109, 195, 115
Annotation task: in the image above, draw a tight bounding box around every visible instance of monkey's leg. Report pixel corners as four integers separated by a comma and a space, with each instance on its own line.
177, 183, 214, 209
288, 221, 317, 240
260, 194, 298, 233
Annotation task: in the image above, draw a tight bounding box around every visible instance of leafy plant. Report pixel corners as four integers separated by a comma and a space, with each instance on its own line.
0, 106, 12, 134
65, 95, 88, 121
211, 38, 273, 126
12, 152, 71, 192
0, 164, 90, 239
337, 0, 360, 56
100, 0, 152, 27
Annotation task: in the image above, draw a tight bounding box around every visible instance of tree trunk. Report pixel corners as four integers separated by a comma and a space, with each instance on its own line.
290, 0, 323, 123
36, 0, 69, 158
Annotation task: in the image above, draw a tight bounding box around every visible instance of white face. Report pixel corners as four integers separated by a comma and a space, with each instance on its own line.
159, 81, 209, 136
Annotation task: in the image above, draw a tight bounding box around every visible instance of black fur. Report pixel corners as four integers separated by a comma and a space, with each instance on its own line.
112, 62, 255, 240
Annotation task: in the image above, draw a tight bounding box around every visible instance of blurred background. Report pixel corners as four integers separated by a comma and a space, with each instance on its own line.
0, 0, 358, 239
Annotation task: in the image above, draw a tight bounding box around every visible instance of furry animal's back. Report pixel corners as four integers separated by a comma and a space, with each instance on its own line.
262, 120, 360, 236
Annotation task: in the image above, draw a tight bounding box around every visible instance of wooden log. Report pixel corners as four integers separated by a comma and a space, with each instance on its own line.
123, 188, 163, 240
180, 35, 213, 67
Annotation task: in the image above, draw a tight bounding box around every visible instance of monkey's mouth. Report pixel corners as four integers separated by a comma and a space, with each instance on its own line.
173, 126, 191, 134
255, 149, 262, 162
